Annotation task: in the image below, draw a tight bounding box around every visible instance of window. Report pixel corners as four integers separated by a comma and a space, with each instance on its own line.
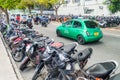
84, 21, 98, 28
65, 21, 73, 26
84, 7, 94, 14
99, 6, 103, 9
64, 0, 70, 4
73, 21, 82, 28
72, 0, 80, 3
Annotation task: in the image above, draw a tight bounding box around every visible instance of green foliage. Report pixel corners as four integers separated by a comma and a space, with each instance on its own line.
49, 0, 64, 8
37, 0, 49, 7
105, 0, 120, 13
48, 0, 64, 16
17, 0, 35, 10
0, 0, 21, 24
0, 0, 21, 10
17, 2, 26, 10
17, 0, 35, 14
20, 0, 35, 7
47, 3, 53, 9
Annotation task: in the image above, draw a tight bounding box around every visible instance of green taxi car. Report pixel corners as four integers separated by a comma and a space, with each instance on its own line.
56, 19, 103, 45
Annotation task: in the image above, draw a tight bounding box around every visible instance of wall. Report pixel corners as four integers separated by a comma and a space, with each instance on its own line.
57, 0, 120, 16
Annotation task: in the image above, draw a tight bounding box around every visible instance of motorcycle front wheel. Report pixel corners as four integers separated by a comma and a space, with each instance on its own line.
11, 49, 24, 62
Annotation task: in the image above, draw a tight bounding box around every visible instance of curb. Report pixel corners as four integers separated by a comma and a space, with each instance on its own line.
0, 33, 24, 80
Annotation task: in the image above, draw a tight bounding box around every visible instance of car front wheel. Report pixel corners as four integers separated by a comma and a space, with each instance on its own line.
77, 35, 85, 45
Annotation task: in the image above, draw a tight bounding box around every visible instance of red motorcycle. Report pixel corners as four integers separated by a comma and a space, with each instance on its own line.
10, 34, 26, 62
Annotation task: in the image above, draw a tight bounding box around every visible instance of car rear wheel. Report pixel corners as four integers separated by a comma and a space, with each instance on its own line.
77, 35, 85, 45
56, 30, 62, 37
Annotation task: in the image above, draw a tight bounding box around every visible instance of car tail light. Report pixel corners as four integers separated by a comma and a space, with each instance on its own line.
86, 31, 90, 36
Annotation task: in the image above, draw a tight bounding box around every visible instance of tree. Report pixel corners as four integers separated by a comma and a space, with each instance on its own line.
49, 0, 64, 17
37, 0, 49, 15
105, 0, 120, 13
0, 0, 21, 24
17, 2, 26, 13
19, 0, 35, 14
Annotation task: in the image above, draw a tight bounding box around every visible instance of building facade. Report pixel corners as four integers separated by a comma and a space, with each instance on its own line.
58, 0, 120, 16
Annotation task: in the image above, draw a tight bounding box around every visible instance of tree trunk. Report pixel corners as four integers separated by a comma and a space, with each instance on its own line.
40, 9, 43, 15
23, 9, 25, 14
55, 8, 58, 19
40, 6, 44, 15
28, 6, 31, 14
55, 9, 58, 17
0, 10, 2, 18
0, 7, 9, 24
4, 9, 9, 24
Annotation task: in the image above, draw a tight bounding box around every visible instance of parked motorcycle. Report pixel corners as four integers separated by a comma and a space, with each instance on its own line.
41, 20, 47, 27
19, 36, 53, 71
32, 42, 92, 80
76, 60, 118, 80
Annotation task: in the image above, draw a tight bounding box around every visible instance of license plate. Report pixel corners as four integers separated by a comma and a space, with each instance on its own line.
94, 32, 99, 36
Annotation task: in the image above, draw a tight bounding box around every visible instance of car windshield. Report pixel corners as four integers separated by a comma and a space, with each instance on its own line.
84, 21, 98, 28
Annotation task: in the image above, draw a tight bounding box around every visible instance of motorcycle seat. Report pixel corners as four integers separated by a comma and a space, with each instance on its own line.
32, 38, 42, 42
34, 36, 49, 42
39, 36, 49, 40
72, 48, 92, 61
51, 42, 64, 49
45, 39, 53, 44
61, 42, 77, 54
86, 61, 116, 79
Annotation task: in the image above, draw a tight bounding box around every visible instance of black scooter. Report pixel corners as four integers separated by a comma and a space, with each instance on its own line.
76, 60, 118, 80
41, 20, 47, 27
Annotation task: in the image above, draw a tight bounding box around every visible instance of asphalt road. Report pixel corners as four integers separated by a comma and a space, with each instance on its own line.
17, 22, 120, 80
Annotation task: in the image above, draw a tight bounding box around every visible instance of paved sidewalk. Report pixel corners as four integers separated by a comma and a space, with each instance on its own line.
0, 35, 18, 80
